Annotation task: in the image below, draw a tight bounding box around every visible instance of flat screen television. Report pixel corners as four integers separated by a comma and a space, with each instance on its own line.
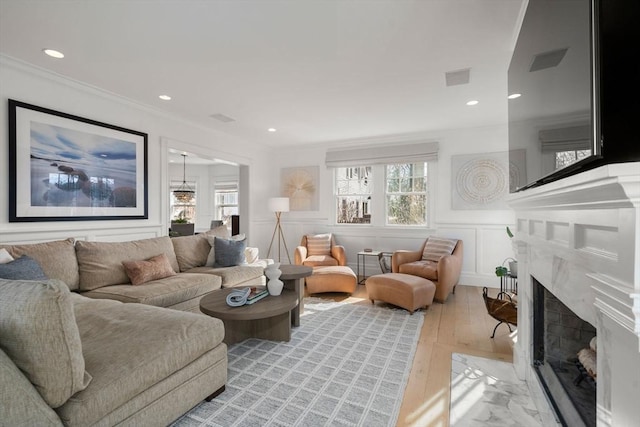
508, 0, 640, 192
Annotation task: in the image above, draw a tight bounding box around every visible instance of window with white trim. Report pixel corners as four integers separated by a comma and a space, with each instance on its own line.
214, 181, 238, 221
385, 162, 428, 225
335, 166, 372, 224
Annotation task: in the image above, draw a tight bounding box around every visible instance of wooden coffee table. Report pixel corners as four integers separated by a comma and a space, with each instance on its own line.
279, 264, 313, 327
199, 288, 298, 345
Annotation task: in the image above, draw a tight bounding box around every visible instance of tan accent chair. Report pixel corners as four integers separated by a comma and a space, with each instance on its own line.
392, 238, 463, 303
294, 235, 347, 267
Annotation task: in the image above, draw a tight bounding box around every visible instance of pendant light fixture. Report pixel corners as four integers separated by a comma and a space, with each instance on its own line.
173, 154, 195, 203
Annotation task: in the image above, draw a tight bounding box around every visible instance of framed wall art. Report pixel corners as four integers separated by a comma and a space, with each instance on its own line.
280, 166, 319, 211
451, 151, 509, 210
8, 99, 148, 222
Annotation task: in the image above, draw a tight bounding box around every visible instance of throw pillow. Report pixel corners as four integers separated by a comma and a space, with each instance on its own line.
205, 233, 245, 267
122, 253, 177, 286
244, 247, 260, 264
0, 256, 48, 280
306, 233, 332, 256
0, 248, 14, 264
213, 236, 247, 267
0, 278, 91, 408
422, 237, 458, 262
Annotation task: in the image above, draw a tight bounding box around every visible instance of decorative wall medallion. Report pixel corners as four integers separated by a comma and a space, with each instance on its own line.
452, 151, 509, 210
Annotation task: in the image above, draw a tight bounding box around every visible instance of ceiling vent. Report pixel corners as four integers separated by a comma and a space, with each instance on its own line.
529, 48, 568, 72
445, 68, 471, 86
210, 113, 235, 123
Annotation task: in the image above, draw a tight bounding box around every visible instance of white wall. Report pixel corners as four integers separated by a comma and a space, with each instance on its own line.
0, 56, 270, 246
254, 127, 517, 287
0, 56, 516, 287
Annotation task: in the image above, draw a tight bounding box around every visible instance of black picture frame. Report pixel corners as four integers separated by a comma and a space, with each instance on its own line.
8, 99, 148, 222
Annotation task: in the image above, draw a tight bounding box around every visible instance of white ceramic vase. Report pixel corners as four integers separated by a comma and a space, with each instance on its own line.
265, 262, 283, 296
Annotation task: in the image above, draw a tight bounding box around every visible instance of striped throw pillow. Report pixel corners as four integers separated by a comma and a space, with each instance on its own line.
422, 237, 458, 262
306, 234, 332, 256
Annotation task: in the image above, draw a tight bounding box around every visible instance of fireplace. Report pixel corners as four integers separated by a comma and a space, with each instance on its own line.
532, 278, 596, 426
508, 164, 640, 427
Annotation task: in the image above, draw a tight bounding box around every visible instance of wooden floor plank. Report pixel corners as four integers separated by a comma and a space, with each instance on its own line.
314, 283, 514, 427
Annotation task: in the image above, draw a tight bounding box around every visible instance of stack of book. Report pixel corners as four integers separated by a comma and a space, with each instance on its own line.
245, 287, 269, 305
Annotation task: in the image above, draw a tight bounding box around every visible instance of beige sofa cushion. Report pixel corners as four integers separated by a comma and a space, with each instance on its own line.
0, 279, 90, 408
186, 265, 265, 287
75, 237, 179, 291
170, 226, 230, 272
0, 348, 63, 426
57, 294, 224, 426
0, 239, 80, 290
80, 273, 221, 307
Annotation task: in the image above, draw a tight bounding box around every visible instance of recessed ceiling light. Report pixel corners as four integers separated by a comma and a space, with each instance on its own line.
43, 49, 64, 59
508, 93, 522, 99
268, 128, 277, 132
159, 95, 172, 101
466, 100, 479, 106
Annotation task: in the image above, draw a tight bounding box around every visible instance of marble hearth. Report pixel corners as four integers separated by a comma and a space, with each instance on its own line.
508, 163, 640, 426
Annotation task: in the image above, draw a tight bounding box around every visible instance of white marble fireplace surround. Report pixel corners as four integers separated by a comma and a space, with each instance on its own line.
508, 163, 640, 426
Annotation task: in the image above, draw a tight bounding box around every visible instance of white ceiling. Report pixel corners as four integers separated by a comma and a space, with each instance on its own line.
0, 0, 526, 148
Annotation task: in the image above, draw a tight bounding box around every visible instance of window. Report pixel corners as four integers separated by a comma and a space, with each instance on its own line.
170, 180, 196, 222
385, 162, 427, 225
335, 166, 372, 224
555, 149, 590, 169
214, 181, 238, 221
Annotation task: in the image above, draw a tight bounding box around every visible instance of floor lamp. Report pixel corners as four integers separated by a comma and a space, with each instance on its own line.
266, 197, 291, 264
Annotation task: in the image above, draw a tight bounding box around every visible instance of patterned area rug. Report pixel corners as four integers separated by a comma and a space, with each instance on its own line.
449, 353, 543, 427
173, 298, 424, 427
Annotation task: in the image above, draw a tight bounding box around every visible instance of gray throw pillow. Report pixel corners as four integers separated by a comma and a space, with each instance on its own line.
0, 256, 48, 280
214, 236, 247, 267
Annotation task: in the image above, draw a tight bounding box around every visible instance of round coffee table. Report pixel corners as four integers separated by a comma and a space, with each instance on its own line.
200, 288, 298, 345
279, 264, 313, 326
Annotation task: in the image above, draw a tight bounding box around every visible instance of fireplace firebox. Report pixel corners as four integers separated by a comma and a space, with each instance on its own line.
532, 278, 596, 427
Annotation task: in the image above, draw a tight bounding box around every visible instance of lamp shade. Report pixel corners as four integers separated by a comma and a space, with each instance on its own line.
268, 197, 289, 213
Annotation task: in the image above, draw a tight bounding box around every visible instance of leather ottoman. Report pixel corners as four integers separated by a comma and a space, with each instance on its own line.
366, 273, 436, 314
306, 266, 357, 295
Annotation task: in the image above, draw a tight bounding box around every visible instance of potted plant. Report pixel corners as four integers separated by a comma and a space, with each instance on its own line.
495, 226, 517, 277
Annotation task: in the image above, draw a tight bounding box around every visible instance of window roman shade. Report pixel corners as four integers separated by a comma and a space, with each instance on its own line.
325, 141, 439, 167
539, 125, 591, 152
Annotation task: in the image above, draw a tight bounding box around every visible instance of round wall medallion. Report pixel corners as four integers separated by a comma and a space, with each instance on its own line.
456, 159, 508, 205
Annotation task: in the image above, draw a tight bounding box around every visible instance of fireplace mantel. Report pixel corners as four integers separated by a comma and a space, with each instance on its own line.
508, 163, 640, 426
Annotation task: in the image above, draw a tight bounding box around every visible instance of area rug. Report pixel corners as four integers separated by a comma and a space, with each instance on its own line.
172, 298, 424, 427
449, 353, 543, 427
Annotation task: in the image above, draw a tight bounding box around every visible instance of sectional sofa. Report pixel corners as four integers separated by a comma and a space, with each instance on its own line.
0, 231, 269, 426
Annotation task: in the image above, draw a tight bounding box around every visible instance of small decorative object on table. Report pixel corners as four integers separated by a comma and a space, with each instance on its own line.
225, 287, 268, 306
265, 262, 284, 296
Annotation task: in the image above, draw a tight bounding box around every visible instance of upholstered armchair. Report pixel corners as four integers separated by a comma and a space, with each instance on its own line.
294, 234, 347, 267
392, 237, 463, 303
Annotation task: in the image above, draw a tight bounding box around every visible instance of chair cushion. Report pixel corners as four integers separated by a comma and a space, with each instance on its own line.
398, 260, 438, 280
0, 279, 91, 408
302, 255, 339, 267
306, 234, 332, 256
421, 237, 457, 262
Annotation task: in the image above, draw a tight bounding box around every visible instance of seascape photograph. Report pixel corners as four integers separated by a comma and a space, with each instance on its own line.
29, 121, 138, 208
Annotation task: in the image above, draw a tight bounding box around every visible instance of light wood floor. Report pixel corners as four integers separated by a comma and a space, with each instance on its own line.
308, 284, 515, 427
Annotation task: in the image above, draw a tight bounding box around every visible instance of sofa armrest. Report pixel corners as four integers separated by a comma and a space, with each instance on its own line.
294, 246, 307, 265
391, 250, 422, 273
331, 245, 347, 266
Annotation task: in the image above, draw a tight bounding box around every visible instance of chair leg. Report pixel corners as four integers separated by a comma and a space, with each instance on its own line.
370, 299, 375, 305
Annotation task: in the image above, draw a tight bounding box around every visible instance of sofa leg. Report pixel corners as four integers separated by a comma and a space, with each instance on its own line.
205, 385, 225, 402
